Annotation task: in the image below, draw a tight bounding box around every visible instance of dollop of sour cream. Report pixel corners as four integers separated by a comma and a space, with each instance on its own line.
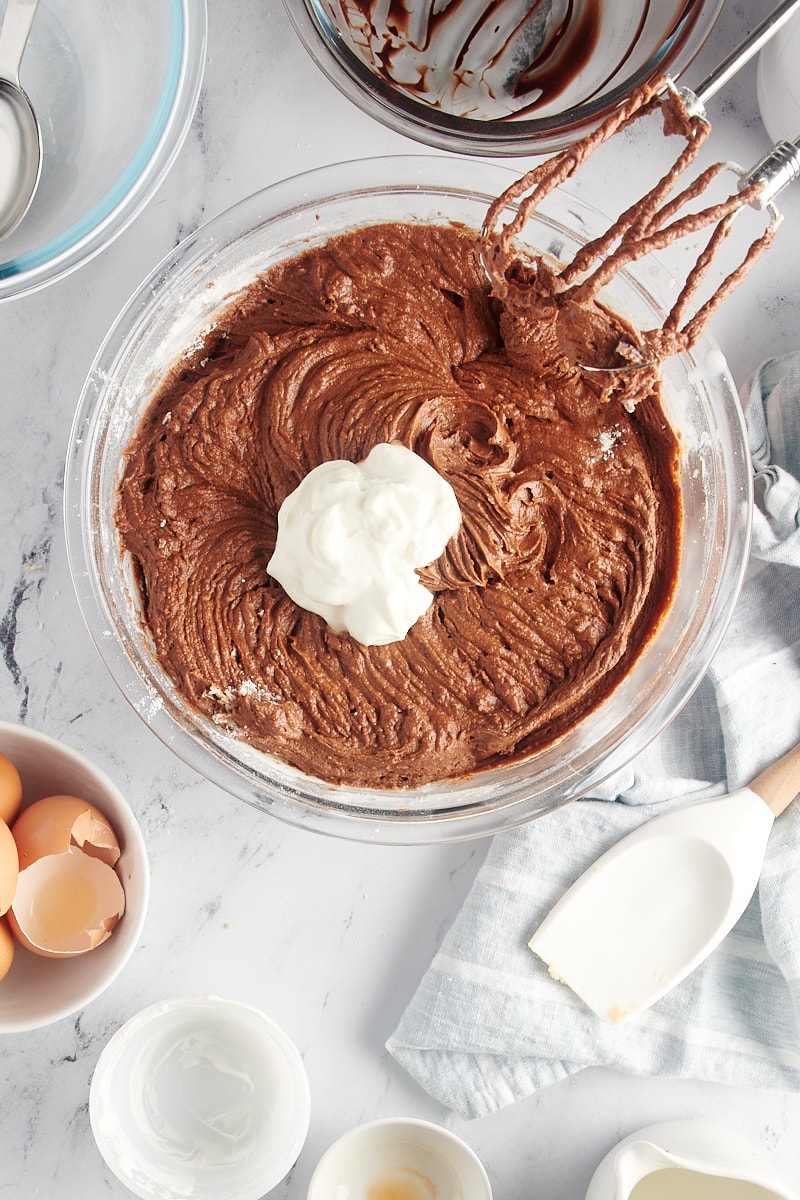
267, 443, 462, 646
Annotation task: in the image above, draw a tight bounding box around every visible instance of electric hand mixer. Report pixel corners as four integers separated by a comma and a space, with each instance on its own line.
481, 0, 800, 409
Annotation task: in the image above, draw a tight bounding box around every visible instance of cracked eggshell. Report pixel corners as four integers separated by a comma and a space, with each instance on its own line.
8, 844, 126, 959
9, 796, 125, 958
11, 794, 121, 870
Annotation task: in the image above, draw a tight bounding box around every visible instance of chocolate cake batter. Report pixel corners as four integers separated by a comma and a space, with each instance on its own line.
116, 220, 680, 788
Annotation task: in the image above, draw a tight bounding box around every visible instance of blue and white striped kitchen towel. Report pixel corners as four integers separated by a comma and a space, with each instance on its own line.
387, 353, 800, 1119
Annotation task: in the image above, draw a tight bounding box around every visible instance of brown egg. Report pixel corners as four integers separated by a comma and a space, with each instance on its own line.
0, 915, 14, 981
0, 752, 22, 825
0, 818, 19, 917
12, 794, 121, 871
8, 795, 125, 959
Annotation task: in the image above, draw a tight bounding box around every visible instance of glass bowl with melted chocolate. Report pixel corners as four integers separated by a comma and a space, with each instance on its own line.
283, 0, 723, 155
65, 156, 751, 843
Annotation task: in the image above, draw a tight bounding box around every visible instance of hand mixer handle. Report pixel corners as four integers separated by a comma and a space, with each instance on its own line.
741, 139, 800, 208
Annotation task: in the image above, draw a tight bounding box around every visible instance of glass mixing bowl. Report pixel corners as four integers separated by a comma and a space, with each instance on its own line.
65, 156, 752, 844
0, 0, 206, 301
283, 0, 723, 155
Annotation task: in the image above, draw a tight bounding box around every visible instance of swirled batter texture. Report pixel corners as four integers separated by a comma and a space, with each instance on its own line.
116, 222, 680, 788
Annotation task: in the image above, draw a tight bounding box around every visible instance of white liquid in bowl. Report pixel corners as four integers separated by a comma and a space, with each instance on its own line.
631, 1170, 781, 1200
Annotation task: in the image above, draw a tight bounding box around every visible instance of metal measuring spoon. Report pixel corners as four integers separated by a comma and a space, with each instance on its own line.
0, 0, 41, 240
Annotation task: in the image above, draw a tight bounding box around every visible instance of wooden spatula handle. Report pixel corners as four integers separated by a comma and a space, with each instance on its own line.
749, 741, 800, 817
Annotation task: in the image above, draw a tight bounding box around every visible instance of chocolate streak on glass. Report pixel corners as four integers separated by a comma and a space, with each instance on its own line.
340, 0, 697, 119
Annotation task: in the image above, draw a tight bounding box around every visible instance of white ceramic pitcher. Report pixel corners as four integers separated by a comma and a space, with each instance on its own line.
585, 1122, 799, 1200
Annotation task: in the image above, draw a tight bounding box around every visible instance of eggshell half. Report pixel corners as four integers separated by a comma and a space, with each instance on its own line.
12, 795, 121, 871
8, 847, 125, 958
0, 818, 19, 916
0, 916, 14, 981
0, 753, 22, 825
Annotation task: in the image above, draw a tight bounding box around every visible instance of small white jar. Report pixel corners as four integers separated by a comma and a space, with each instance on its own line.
90, 995, 311, 1200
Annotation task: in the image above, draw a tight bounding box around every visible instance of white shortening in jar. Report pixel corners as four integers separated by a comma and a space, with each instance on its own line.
89, 995, 310, 1200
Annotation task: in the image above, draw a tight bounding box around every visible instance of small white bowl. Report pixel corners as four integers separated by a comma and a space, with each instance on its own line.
307, 1117, 492, 1200
0, 720, 149, 1033
90, 995, 311, 1200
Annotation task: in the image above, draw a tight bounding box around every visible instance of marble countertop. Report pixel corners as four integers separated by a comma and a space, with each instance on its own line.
2, 0, 800, 1196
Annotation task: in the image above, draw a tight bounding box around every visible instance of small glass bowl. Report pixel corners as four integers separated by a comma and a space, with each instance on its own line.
282, 0, 723, 156
0, 0, 206, 301
65, 156, 752, 844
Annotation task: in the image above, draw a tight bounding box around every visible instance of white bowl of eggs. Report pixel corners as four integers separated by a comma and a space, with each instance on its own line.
0, 721, 149, 1032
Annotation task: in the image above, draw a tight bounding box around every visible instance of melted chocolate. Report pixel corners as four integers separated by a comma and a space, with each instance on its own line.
333, 0, 699, 120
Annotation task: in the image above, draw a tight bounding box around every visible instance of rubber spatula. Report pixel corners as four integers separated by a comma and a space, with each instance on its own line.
528, 741, 800, 1022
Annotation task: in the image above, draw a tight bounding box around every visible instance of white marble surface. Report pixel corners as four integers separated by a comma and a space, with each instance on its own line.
2, 0, 800, 1196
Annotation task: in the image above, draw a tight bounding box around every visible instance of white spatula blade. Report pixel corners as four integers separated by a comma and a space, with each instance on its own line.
528, 789, 775, 1021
